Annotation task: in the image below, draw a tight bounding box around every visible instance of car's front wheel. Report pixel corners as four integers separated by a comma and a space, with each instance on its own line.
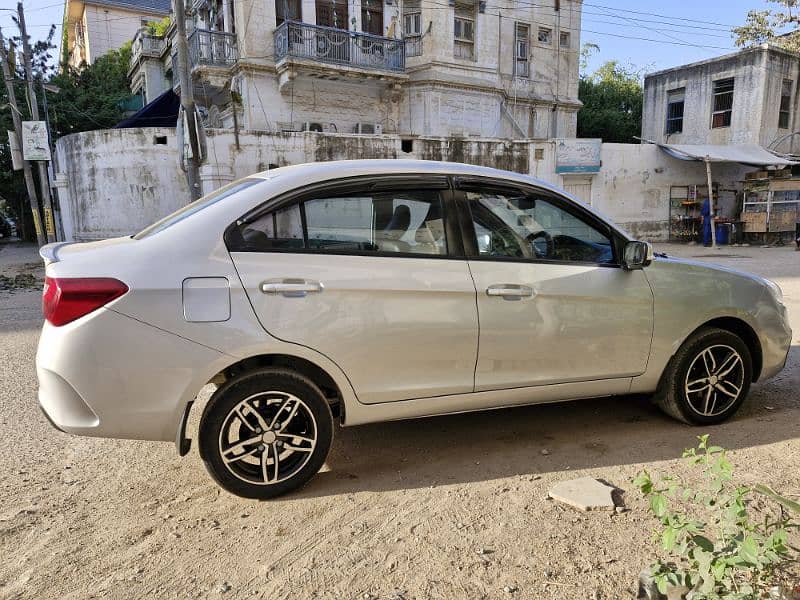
655, 327, 753, 425
199, 368, 333, 499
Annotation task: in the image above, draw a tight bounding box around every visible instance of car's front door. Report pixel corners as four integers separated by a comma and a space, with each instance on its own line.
458, 182, 654, 392
228, 177, 479, 404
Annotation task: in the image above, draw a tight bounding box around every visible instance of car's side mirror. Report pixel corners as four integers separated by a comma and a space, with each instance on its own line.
622, 240, 654, 270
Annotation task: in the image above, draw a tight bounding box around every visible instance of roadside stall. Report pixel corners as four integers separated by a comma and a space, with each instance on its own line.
741, 169, 800, 244
654, 143, 796, 246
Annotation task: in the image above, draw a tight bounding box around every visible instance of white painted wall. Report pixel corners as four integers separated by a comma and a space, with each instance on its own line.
55, 128, 188, 240
55, 129, 749, 243
593, 144, 748, 241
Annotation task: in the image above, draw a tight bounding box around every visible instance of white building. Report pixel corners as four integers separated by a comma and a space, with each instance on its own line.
128, 0, 583, 140
642, 44, 800, 156
64, 0, 171, 70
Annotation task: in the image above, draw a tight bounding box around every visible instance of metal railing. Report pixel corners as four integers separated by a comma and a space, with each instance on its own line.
188, 28, 238, 67
130, 30, 165, 66
274, 21, 405, 73
404, 35, 422, 57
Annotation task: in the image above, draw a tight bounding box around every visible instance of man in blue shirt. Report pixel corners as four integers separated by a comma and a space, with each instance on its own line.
701, 197, 712, 247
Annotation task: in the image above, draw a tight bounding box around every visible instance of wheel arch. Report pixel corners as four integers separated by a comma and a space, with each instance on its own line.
687, 317, 763, 382
206, 354, 345, 418
176, 352, 349, 457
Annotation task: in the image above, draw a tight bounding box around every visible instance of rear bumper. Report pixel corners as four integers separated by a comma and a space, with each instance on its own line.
36, 308, 226, 442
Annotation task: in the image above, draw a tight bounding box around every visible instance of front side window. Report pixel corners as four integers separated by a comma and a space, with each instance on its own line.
233, 189, 447, 256
711, 78, 734, 128
454, 3, 475, 59
466, 190, 614, 264
514, 23, 530, 78
779, 79, 792, 129
666, 88, 685, 134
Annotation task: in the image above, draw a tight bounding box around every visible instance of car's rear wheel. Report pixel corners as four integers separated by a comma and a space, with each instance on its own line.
655, 327, 753, 425
199, 368, 333, 499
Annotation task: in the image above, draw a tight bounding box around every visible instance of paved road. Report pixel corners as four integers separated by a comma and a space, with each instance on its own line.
0, 241, 797, 599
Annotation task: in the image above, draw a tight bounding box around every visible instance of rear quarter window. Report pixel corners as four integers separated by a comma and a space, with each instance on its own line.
134, 178, 264, 239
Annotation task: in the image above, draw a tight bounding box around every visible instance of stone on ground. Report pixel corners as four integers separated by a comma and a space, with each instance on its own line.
548, 477, 617, 511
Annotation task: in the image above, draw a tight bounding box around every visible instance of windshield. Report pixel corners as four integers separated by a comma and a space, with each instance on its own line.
134, 178, 264, 239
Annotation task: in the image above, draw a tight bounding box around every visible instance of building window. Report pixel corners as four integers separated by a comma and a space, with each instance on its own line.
559, 31, 570, 47
514, 23, 529, 78
316, 0, 348, 29
454, 3, 475, 60
779, 79, 792, 129
711, 78, 734, 129
361, 0, 384, 36
276, 0, 302, 25
537, 27, 551, 44
404, 0, 422, 56
665, 88, 685, 134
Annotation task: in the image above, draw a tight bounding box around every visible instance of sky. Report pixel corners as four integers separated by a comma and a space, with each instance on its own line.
0, 0, 779, 76
580, 0, 774, 74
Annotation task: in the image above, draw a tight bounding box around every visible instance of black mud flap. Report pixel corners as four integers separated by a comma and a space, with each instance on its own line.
175, 400, 194, 456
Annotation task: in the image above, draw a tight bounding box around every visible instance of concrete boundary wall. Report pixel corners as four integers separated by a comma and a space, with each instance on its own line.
54, 128, 750, 242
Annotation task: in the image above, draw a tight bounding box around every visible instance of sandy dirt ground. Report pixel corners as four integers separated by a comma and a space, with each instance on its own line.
0, 240, 798, 599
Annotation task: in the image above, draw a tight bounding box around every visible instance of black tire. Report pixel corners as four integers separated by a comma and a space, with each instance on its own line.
655, 327, 753, 425
199, 368, 333, 499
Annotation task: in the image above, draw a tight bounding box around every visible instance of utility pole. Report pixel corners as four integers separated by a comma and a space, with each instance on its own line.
0, 27, 46, 246
18, 2, 56, 242
173, 0, 202, 201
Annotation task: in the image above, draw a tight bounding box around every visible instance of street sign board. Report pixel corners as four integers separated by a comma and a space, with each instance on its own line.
21, 121, 51, 161
555, 138, 602, 174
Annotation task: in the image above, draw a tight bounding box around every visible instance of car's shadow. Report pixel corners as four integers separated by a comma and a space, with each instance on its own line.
292, 345, 799, 499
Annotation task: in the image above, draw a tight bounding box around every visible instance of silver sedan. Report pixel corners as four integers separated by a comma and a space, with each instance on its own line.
36, 160, 791, 498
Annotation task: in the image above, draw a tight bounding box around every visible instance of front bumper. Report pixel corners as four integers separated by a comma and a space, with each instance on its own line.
36, 308, 226, 442
757, 299, 792, 382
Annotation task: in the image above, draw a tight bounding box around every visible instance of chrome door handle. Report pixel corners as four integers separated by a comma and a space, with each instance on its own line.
260, 279, 324, 298
486, 284, 534, 301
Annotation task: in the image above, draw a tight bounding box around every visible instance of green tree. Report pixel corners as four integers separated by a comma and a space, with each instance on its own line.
577, 60, 643, 143
733, 0, 800, 52
48, 41, 133, 138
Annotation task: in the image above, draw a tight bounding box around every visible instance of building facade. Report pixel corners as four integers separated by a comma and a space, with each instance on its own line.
63, 0, 171, 70
642, 45, 800, 156
128, 0, 582, 139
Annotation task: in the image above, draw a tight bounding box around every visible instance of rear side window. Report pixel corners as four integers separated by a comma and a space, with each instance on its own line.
134, 178, 263, 239
230, 189, 448, 256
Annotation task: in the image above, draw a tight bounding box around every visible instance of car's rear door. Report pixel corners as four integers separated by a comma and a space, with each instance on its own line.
227, 175, 479, 404
456, 179, 654, 391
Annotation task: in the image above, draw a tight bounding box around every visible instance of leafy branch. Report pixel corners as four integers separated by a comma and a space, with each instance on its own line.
634, 435, 797, 599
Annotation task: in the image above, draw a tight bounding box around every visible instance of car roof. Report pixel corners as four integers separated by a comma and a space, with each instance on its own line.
250, 159, 563, 193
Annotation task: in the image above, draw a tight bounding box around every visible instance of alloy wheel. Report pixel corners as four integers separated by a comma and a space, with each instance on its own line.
218, 391, 317, 485
683, 344, 745, 418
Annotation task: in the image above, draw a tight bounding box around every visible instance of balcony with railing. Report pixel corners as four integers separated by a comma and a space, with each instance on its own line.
129, 29, 165, 73
188, 28, 238, 68
274, 21, 405, 75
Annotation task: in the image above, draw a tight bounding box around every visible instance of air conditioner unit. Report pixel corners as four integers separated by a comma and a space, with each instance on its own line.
302, 122, 324, 132
353, 123, 383, 135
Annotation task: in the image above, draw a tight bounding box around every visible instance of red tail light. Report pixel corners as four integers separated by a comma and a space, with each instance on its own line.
42, 277, 129, 326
